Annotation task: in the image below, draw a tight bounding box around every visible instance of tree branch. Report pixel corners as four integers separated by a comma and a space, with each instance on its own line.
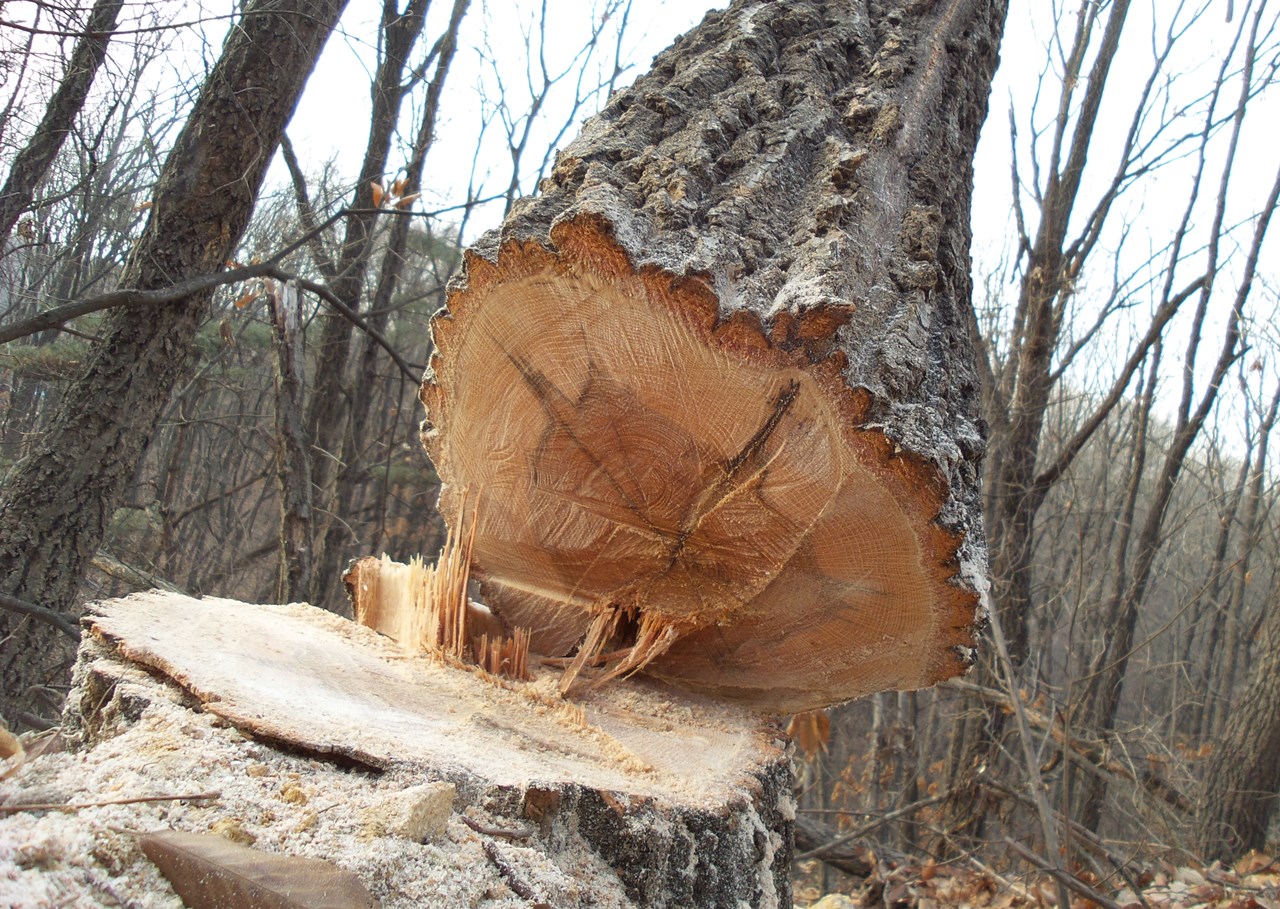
0, 592, 80, 640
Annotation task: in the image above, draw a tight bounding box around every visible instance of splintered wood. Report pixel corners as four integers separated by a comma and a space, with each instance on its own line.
419, 218, 980, 712
345, 500, 530, 681
54, 592, 793, 908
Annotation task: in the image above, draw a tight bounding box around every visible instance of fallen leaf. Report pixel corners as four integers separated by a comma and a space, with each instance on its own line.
0, 722, 23, 780
140, 829, 379, 909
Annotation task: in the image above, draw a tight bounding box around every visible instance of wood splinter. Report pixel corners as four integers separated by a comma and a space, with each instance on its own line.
344, 495, 530, 682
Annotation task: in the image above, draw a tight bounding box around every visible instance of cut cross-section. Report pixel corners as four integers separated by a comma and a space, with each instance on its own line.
421, 218, 978, 712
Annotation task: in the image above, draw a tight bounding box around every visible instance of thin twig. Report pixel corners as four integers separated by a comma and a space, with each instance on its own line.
0, 592, 80, 640
481, 839, 548, 907
1007, 837, 1126, 909
794, 793, 948, 861
987, 604, 1074, 909
460, 814, 533, 841
0, 791, 221, 814
981, 776, 1155, 909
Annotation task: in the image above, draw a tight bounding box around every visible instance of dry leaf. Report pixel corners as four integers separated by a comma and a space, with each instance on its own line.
786, 710, 830, 759
0, 722, 23, 780
370, 181, 385, 207
140, 829, 379, 909
395, 192, 420, 210
233, 289, 261, 309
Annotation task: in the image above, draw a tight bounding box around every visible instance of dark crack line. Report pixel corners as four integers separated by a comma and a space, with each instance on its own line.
503, 347, 663, 541
667, 379, 802, 568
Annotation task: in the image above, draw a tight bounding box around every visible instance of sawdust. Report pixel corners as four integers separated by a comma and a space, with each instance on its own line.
84, 593, 783, 808
0, 674, 636, 909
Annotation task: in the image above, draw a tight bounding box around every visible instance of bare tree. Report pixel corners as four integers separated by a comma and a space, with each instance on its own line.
1196, 373, 1280, 858
0, 0, 349, 728
943, 0, 1280, 845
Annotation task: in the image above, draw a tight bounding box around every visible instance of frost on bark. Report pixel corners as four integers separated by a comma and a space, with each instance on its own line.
421, 0, 1005, 712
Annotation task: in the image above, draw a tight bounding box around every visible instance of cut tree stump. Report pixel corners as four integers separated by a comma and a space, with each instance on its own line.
420, 0, 1004, 712
26, 591, 792, 909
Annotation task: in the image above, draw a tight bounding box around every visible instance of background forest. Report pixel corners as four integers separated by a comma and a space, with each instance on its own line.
1, 0, 1278, 899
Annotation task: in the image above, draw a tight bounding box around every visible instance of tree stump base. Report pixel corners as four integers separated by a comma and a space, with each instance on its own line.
1, 592, 792, 908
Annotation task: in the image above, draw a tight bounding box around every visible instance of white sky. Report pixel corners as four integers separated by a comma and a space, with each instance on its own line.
4, 0, 1275, 449
282, 0, 1279, 453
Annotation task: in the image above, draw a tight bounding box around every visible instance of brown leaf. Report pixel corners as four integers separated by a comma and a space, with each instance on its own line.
140, 829, 379, 909
234, 289, 261, 309
370, 181, 385, 207
0, 722, 23, 780
786, 710, 830, 759
395, 192, 420, 210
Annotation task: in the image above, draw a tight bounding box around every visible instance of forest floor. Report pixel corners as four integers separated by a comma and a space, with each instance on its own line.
794, 849, 1280, 909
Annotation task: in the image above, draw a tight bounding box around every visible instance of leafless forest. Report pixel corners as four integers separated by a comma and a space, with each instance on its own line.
1, 0, 1279, 897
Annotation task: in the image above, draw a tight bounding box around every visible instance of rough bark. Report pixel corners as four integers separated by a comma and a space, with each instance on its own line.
421, 0, 1004, 712
0, 0, 348, 727
0, 0, 123, 250
59, 592, 793, 908
268, 280, 315, 603
317, 0, 471, 605
1197, 573, 1280, 860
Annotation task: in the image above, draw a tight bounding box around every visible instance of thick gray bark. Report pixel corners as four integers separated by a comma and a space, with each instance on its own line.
423, 0, 1005, 709
474, 0, 1001, 526
0, 0, 348, 727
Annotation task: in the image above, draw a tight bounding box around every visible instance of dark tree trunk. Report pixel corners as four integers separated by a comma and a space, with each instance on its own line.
941, 0, 1133, 843
269, 280, 315, 604
0, 0, 123, 250
1198, 573, 1280, 860
0, 0, 348, 727
300, 0, 437, 595
316, 0, 470, 605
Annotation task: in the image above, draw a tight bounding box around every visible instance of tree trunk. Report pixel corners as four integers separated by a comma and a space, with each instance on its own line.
0, 0, 123, 250
316, 0, 471, 606
0, 0, 348, 728
942, 0, 1133, 842
1198, 573, 1280, 860
301, 0, 448, 598
268, 280, 315, 604
420, 0, 1004, 712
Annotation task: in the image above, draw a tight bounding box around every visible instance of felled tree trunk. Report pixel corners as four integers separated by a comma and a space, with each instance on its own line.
422, 0, 1004, 712
52, 592, 792, 909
